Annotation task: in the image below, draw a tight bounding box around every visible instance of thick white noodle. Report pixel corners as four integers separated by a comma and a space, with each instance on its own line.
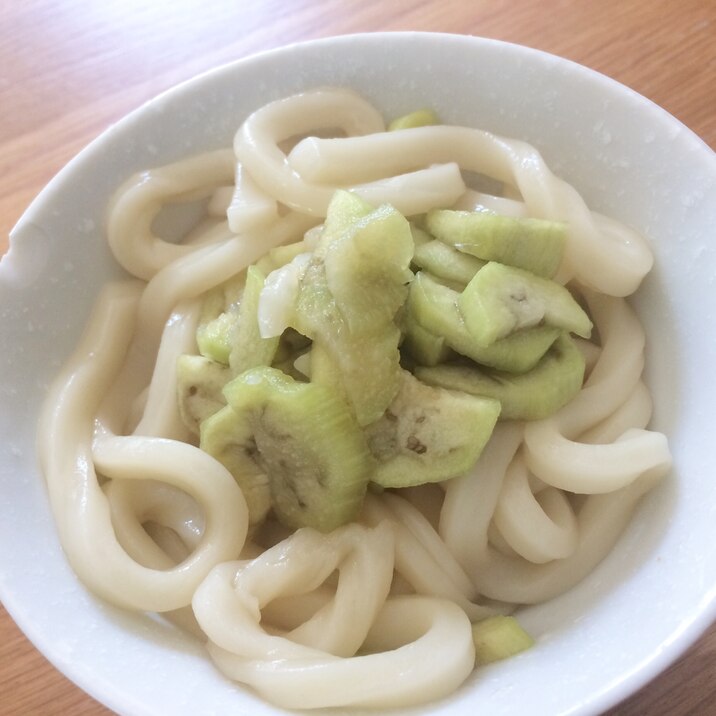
107, 149, 235, 280
523, 291, 671, 494
193, 522, 474, 709
137, 211, 317, 347
398, 482, 445, 531
132, 300, 200, 441
452, 189, 530, 217
208, 595, 474, 709
468, 469, 664, 604
440, 348, 668, 603
183, 217, 234, 247
579, 380, 653, 445
235, 88, 466, 217
226, 162, 279, 234
207, 185, 234, 217
194, 523, 395, 659
493, 454, 579, 564
440, 422, 525, 576
104, 479, 203, 568
362, 494, 498, 621
288, 127, 653, 296
38, 282, 248, 611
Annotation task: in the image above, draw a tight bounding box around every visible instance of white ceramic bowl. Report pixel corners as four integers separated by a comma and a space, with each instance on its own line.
1, 32, 715, 716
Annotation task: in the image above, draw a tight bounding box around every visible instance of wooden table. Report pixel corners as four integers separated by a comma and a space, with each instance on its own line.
1, 1, 714, 714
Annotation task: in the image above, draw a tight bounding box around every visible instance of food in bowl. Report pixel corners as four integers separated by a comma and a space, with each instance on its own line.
35, 85, 671, 709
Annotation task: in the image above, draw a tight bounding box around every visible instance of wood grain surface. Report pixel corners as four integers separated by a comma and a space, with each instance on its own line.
1, 1, 714, 714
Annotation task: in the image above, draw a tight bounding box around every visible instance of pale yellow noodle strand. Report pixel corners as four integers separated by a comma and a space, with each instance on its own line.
91, 434, 248, 611
524, 422, 669, 498
204, 594, 474, 709
260, 587, 335, 632
579, 380, 653, 444
95, 294, 207, 438
207, 185, 235, 217
439, 422, 525, 576
381, 492, 478, 600
138, 212, 317, 347
362, 494, 497, 621
235, 88, 382, 216
94, 301, 175, 438
398, 482, 445, 531
235, 88, 466, 216
487, 521, 520, 558
107, 149, 235, 280
104, 479, 204, 568
190, 524, 475, 708
524, 292, 671, 493
492, 455, 579, 564
104, 481, 178, 570
289, 127, 518, 185
288, 125, 653, 295
270, 524, 394, 656
195, 523, 394, 659
350, 163, 466, 216
101, 217, 310, 435
452, 189, 530, 217
132, 300, 200, 441
469, 468, 666, 604
227, 162, 279, 233
103, 479, 208, 640
38, 282, 248, 612
578, 293, 645, 399
574, 337, 602, 376
39, 281, 141, 522
183, 218, 234, 247
144, 523, 192, 564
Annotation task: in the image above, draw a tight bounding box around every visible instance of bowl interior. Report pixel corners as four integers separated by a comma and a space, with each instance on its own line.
1, 32, 715, 716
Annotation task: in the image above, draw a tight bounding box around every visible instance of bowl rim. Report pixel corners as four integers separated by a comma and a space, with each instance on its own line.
10, 30, 715, 247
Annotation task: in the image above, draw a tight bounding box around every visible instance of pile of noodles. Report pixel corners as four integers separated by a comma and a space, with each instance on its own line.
38, 88, 671, 709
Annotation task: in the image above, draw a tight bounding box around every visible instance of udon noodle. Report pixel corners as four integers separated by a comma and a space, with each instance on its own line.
38, 88, 671, 709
